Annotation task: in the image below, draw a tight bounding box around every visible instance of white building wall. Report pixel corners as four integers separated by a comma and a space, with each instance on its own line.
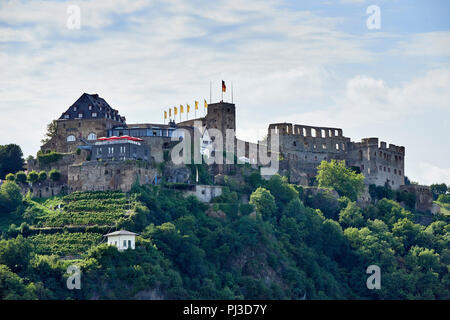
107, 235, 136, 250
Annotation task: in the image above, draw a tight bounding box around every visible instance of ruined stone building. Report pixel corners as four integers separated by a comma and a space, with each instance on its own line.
267, 123, 405, 189
31, 92, 406, 194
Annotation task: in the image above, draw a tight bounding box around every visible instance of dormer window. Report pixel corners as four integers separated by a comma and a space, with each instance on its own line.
89, 105, 92, 110
64, 114, 70, 119
73, 106, 77, 111
78, 113, 83, 118
92, 112, 97, 117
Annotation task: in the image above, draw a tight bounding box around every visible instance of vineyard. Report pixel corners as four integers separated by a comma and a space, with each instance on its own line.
35, 191, 135, 227
28, 232, 103, 256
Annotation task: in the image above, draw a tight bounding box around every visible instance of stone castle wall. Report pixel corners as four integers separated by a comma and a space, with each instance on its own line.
68, 161, 157, 192
268, 122, 405, 189
41, 118, 121, 153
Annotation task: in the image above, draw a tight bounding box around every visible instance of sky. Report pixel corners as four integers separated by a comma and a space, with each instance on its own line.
0, 0, 449, 185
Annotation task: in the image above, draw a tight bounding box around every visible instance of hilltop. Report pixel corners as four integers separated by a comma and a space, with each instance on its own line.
0, 162, 449, 300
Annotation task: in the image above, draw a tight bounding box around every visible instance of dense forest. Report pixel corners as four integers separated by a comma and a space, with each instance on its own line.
0, 160, 449, 300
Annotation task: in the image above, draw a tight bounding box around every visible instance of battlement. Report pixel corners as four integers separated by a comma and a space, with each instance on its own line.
353, 138, 405, 155
268, 123, 343, 138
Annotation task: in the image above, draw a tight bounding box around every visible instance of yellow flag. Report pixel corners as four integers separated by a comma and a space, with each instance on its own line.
169, 108, 172, 117
204, 99, 208, 109
164, 111, 167, 119
195, 101, 198, 110
180, 104, 184, 113
174, 106, 178, 115
187, 104, 190, 113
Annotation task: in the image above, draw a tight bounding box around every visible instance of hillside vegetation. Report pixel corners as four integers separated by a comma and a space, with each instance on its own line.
0, 162, 448, 300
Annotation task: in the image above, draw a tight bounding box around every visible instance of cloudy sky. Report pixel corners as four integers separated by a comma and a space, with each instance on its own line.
1, 0, 449, 185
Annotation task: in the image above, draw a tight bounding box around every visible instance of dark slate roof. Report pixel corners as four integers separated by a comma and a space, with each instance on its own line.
104, 230, 138, 237
59, 93, 125, 123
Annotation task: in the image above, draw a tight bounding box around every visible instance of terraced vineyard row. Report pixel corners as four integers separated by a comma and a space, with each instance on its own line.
28, 232, 103, 256
34, 191, 135, 227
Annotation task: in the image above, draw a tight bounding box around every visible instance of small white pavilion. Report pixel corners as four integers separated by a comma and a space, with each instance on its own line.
104, 230, 138, 251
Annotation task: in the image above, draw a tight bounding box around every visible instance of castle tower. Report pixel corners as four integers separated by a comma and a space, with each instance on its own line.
41, 93, 125, 153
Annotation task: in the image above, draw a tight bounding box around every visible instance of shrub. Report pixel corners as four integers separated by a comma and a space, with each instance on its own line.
27, 171, 39, 184
48, 169, 61, 182
5, 173, 15, 181
38, 171, 47, 182
15, 171, 27, 183
37, 150, 63, 165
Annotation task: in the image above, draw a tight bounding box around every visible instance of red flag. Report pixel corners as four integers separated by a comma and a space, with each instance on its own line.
222, 80, 226, 92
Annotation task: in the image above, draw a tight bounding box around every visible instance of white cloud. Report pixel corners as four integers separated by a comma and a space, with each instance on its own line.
0, 0, 449, 186
393, 31, 450, 57
414, 162, 450, 185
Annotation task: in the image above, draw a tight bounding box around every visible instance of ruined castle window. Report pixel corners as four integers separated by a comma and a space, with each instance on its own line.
305, 155, 307, 160
395, 155, 398, 161
322, 143, 327, 149
394, 169, 397, 174
388, 168, 390, 173
379, 165, 382, 170
341, 144, 345, 151
293, 141, 297, 146
63, 124, 66, 128
399, 170, 402, 175
383, 167, 386, 172
379, 151, 382, 157
67, 135, 76, 142
304, 142, 309, 148
359, 150, 363, 161
314, 156, 318, 161
87, 133, 97, 140
313, 144, 316, 149
336, 143, 339, 150
361, 165, 365, 171
105, 170, 108, 175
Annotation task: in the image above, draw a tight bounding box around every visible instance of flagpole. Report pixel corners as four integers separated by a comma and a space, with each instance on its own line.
231, 81, 234, 104
210, 81, 212, 104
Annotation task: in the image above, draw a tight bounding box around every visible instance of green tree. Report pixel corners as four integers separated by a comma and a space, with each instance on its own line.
249, 187, 277, 220
15, 171, 27, 183
27, 171, 39, 184
40, 120, 57, 144
0, 264, 37, 299
0, 181, 22, 213
316, 160, 365, 201
0, 144, 24, 179
339, 201, 364, 228
266, 174, 299, 211
5, 173, 15, 181
49, 169, 61, 182
430, 183, 448, 200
